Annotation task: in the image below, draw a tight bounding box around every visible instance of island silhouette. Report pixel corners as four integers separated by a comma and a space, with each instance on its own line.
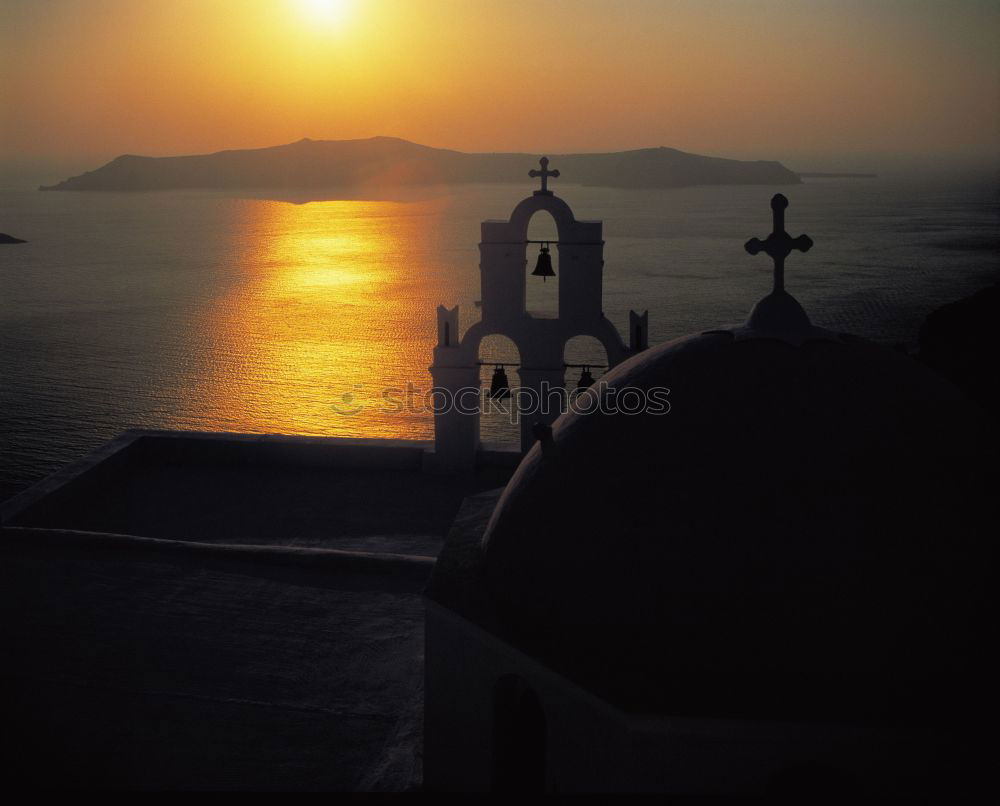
39, 136, 801, 192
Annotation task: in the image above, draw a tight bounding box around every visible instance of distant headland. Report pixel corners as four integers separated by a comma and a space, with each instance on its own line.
0, 233, 26, 244
797, 171, 877, 179
39, 136, 802, 192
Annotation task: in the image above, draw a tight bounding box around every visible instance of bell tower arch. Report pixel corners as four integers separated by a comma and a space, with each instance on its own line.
429, 158, 649, 471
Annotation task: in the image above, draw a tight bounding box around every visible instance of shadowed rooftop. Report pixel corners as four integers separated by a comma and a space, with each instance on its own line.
0, 430, 513, 790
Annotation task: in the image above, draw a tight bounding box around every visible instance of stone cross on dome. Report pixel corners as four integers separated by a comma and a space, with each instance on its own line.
529, 156, 560, 196
745, 193, 813, 293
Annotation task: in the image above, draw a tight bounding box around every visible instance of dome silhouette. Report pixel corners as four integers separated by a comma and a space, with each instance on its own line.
480, 301, 995, 719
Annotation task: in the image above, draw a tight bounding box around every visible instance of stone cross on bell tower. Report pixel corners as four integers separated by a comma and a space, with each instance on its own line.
744, 193, 813, 293
528, 157, 560, 196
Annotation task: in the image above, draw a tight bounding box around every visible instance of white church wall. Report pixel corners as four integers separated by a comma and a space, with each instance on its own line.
424, 599, 925, 793
424, 602, 633, 792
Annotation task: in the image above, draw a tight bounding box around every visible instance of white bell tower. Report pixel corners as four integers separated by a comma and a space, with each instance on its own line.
429, 158, 649, 472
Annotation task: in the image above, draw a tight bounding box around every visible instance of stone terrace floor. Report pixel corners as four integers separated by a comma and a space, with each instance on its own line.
0, 530, 431, 790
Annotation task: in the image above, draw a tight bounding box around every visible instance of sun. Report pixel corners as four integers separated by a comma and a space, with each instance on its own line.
297, 0, 352, 26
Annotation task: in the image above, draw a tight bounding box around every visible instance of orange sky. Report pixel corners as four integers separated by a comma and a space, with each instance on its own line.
2, 0, 998, 183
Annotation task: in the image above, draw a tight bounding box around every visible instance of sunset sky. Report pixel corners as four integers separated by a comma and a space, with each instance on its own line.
2, 0, 998, 184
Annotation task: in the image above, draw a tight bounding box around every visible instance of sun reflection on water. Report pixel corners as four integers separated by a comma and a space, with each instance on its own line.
196, 197, 451, 440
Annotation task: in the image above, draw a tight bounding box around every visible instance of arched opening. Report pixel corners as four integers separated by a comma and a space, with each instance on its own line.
564, 335, 611, 391
525, 211, 559, 317
478, 334, 520, 449
492, 675, 546, 793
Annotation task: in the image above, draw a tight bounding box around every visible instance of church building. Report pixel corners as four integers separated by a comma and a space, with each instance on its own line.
423, 180, 994, 793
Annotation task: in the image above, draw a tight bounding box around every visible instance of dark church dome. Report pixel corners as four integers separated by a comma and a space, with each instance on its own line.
481, 281, 995, 720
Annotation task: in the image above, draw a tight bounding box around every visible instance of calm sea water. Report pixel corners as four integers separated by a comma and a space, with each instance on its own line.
1, 178, 997, 500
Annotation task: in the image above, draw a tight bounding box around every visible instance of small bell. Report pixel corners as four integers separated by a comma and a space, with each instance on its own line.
489, 365, 511, 400
531, 243, 556, 282
577, 366, 595, 389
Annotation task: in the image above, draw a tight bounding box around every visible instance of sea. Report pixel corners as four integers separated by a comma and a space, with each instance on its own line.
1, 177, 997, 501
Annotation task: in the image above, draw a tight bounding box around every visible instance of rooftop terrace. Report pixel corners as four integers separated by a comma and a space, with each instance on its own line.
0, 430, 514, 790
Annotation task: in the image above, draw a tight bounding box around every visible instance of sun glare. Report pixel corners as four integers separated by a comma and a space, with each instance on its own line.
298, 0, 351, 26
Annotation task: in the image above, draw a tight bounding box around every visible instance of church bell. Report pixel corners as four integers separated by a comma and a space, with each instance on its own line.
489, 365, 511, 400
577, 366, 595, 389
531, 243, 556, 282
